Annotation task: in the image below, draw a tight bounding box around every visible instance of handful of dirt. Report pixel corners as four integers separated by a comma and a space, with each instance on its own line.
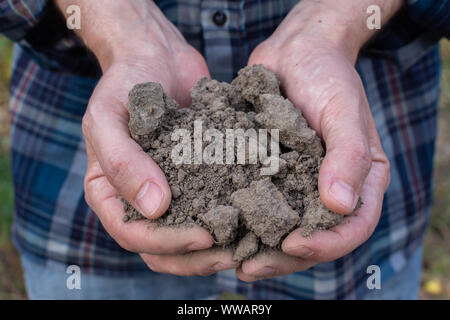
123, 65, 346, 262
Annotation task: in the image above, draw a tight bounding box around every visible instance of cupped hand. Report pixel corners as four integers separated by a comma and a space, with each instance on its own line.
82, 15, 238, 276
236, 8, 391, 281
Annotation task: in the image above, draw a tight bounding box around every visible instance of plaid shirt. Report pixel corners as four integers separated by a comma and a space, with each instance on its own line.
2, 0, 449, 299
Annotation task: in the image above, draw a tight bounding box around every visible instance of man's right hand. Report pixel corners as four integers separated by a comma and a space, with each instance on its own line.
56, 0, 238, 276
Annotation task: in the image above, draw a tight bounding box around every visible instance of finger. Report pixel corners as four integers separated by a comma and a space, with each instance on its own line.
83, 80, 171, 219
84, 142, 214, 254
318, 87, 373, 214
236, 250, 316, 282
141, 248, 238, 276
282, 159, 389, 262
174, 49, 212, 107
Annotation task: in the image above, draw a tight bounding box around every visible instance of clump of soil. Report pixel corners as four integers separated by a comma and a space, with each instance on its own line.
123, 65, 346, 262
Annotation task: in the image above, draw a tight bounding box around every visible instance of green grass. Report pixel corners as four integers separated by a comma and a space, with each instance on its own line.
0, 36, 13, 86
0, 151, 13, 244
0, 35, 13, 245
0, 36, 24, 299
420, 40, 450, 298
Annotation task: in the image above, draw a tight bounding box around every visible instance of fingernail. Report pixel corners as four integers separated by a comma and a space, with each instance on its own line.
287, 245, 313, 258
255, 266, 276, 278
135, 181, 163, 218
330, 180, 358, 211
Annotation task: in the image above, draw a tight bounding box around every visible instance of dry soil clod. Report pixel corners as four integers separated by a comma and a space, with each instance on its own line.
123, 65, 349, 262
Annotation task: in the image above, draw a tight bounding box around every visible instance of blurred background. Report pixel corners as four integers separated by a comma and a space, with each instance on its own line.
0, 36, 449, 300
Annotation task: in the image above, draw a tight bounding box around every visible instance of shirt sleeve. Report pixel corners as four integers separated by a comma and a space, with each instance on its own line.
407, 0, 450, 38
0, 0, 49, 41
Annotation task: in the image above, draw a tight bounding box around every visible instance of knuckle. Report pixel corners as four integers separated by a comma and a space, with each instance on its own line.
362, 220, 375, 241
198, 266, 216, 277
114, 236, 138, 253
246, 270, 260, 278
242, 265, 261, 278
81, 112, 93, 138
83, 186, 92, 208
83, 172, 96, 207
83, 173, 98, 212
349, 142, 372, 172
249, 43, 274, 68
239, 276, 256, 283
372, 148, 391, 191
164, 262, 190, 276
178, 270, 194, 277
150, 242, 187, 256
182, 270, 197, 277
143, 255, 202, 277
190, 48, 207, 66
359, 214, 377, 242
176, 253, 201, 276
116, 240, 134, 253
383, 157, 391, 190
143, 257, 164, 273
145, 263, 159, 273
105, 152, 132, 186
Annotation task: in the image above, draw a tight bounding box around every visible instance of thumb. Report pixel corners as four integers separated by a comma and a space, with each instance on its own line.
318, 95, 372, 214
85, 110, 172, 219
83, 88, 172, 220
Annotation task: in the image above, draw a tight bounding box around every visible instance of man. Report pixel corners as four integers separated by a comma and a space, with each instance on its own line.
1, 0, 448, 299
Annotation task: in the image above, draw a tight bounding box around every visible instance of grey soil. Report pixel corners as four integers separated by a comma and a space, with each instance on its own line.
123, 65, 347, 262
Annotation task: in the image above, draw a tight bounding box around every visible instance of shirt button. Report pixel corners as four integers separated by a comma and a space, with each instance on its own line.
212, 10, 227, 26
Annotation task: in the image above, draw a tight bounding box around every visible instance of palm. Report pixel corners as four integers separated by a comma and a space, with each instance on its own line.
83, 48, 217, 257
236, 37, 390, 281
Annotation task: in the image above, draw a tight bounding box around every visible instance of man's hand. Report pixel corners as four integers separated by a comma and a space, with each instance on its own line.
56, 0, 238, 276
237, 0, 402, 281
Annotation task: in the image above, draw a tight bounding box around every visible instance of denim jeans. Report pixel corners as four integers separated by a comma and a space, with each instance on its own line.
21, 245, 423, 300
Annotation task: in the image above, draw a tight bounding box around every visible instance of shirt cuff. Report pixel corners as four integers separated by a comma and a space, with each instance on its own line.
406, 0, 450, 38
0, 0, 49, 41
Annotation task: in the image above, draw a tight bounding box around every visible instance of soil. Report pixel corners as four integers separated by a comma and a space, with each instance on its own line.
123, 65, 346, 261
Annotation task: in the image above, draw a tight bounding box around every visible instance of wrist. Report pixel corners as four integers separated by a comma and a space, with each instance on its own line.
54, 0, 188, 70
280, 0, 404, 63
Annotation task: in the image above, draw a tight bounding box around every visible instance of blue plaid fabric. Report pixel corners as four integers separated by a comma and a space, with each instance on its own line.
3, 0, 448, 299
